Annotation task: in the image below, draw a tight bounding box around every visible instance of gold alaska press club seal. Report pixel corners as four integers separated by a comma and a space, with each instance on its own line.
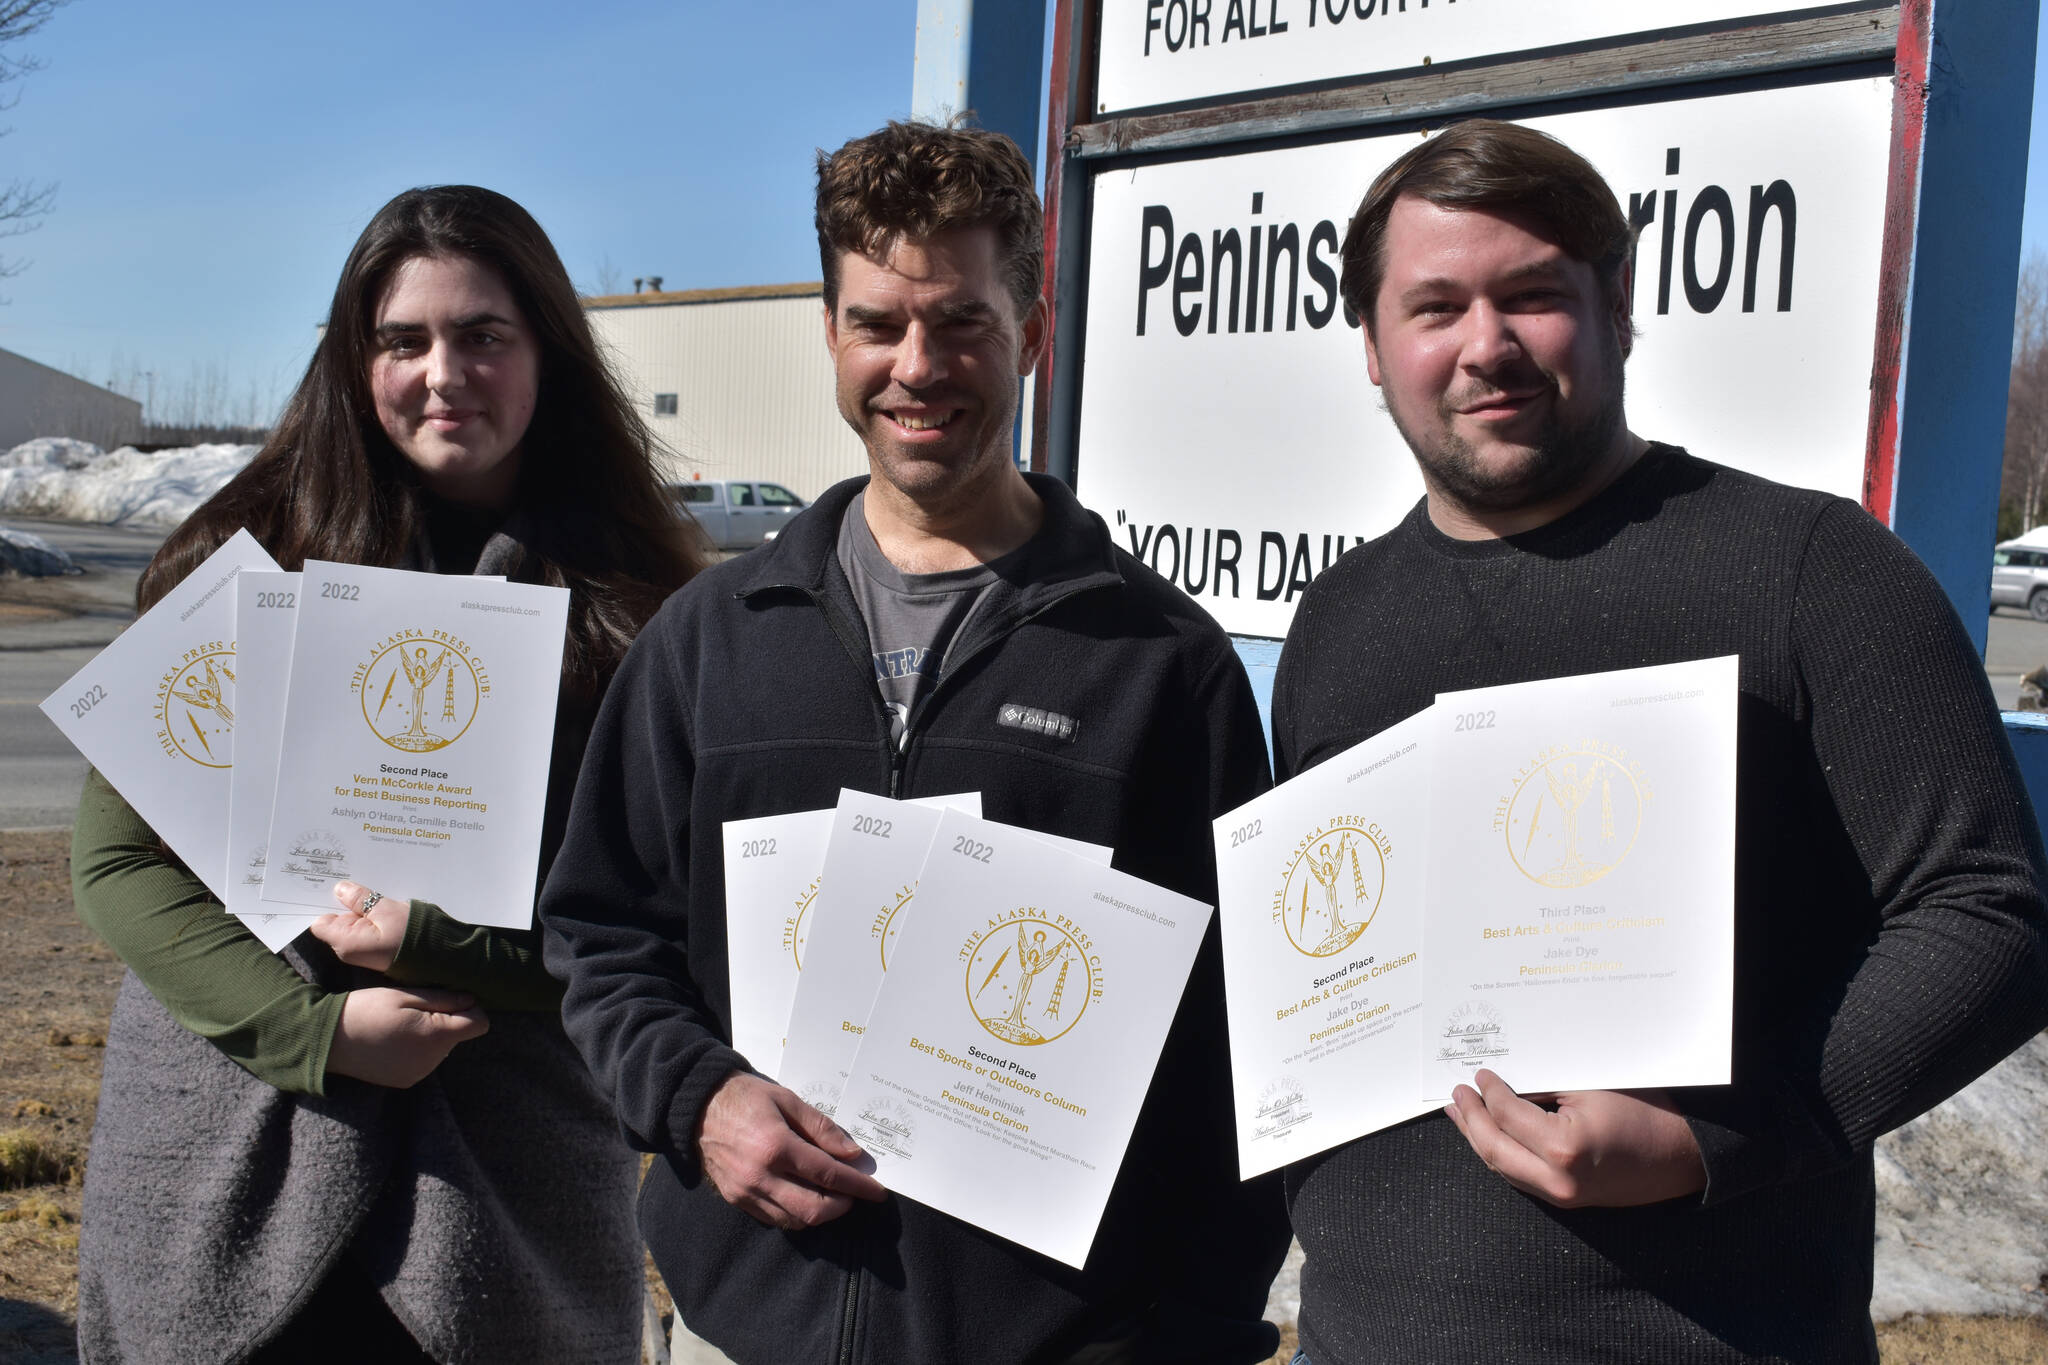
351, 628, 488, 754
783, 876, 821, 970
872, 883, 917, 969
156, 641, 237, 768
961, 909, 1102, 1047
1273, 818, 1389, 958
1496, 742, 1649, 889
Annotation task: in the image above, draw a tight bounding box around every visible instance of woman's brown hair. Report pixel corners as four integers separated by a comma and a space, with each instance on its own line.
137, 185, 704, 697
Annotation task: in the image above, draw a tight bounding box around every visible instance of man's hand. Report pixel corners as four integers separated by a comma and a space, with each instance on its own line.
327, 986, 488, 1088
309, 880, 410, 973
1443, 1069, 1706, 1208
697, 1072, 889, 1230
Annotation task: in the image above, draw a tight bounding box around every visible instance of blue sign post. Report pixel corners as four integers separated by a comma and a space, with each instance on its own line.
911, 0, 1050, 179
1880, 0, 2038, 655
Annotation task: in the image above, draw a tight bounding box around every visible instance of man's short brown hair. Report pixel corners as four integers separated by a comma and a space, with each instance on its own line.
1340, 119, 1634, 331
815, 120, 1044, 320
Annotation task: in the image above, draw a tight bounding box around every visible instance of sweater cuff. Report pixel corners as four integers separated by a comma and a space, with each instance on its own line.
665, 1046, 750, 1161
390, 897, 451, 980
386, 899, 563, 1010
293, 989, 350, 1097
1676, 1084, 1783, 1207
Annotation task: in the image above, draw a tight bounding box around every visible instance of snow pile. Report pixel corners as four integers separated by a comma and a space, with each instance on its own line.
0, 436, 103, 470
0, 523, 80, 576
0, 440, 258, 528
1872, 1032, 2048, 1320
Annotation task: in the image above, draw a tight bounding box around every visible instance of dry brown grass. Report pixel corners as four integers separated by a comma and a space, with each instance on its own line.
0, 829, 123, 1328
0, 1198, 73, 1231
0, 1132, 79, 1190
1879, 1315, 2048, 1364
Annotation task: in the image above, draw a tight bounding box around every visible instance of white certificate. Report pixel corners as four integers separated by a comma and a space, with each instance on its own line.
774, 789, 986, 1112
721, 806, 836, 1081
841, 808, 1210, 1268
259, 562, 569, 927
1214, 708, 1438, 1177
723, 794, 999, 1081
225, 572, 322, 951
40, 530, 279, 900
1423, 656, 1737, 1095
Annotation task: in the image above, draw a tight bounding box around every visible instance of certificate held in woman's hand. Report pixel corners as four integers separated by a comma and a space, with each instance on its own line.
258, 560, 568, 928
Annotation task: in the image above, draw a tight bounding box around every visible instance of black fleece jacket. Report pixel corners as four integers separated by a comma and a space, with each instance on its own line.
540, 473, 1291, 1365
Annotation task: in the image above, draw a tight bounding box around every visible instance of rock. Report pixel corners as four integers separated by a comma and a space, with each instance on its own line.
1872, 1032, 2048, 1321
0, 524, 80, 577
1264, 1238, 1304, 1327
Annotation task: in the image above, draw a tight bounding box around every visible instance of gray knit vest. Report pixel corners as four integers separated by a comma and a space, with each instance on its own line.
76, 525, 641, 1363
76, 964, 641, 1364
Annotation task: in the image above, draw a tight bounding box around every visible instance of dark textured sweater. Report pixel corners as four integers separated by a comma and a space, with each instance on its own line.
1272, 446, 2048, 1364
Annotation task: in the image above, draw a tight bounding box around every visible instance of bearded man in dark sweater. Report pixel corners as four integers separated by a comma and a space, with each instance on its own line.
1273, 119, 2048, 1363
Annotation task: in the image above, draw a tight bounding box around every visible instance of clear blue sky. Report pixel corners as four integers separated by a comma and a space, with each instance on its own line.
0, 0, 948, 422
0, 1, 2042, 427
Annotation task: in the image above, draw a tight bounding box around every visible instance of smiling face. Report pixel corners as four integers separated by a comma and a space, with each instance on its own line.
825, 227, 1047, 516
1363, 196, 1633, 524
370, 253, 540, 509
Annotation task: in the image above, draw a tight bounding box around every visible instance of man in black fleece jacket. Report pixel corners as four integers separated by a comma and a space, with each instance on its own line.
539, 122, 1289, 1363
1274, 120, 2048, 1363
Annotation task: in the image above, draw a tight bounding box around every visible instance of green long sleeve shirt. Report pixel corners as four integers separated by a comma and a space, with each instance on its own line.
71, 768, 562, 1095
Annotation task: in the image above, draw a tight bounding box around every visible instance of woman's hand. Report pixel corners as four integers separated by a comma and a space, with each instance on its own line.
327, 986, 489, 1089
310, 880, 410, 972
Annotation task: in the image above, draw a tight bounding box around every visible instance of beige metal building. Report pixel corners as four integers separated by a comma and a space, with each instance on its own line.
585, 282, 868, 501
0, 346, 143, 450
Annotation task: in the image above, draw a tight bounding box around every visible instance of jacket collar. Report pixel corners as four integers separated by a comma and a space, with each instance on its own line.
734, 471, 1126, 607
393, 498, 540, 579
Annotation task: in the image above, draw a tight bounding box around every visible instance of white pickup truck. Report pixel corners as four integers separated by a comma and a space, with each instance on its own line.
671, 479, 808, 551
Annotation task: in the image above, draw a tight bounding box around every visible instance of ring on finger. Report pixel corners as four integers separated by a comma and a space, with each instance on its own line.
359, 890, 383, 915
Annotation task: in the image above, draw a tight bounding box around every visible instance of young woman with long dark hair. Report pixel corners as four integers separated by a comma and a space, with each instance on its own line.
71, 185, 704, 1363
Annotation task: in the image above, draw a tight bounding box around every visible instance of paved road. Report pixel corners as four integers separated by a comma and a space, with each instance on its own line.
1985, 607, 2048, 710
0, 518, 167, 829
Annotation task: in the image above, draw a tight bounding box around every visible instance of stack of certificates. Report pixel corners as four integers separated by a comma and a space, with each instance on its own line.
1212, 655, 1738, 1177
724, 790, 1213, 1269
42, 532, 571, 950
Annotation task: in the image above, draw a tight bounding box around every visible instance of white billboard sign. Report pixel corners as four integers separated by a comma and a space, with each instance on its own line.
1098, 0, 1858, 113
1073, 77, 1892, 639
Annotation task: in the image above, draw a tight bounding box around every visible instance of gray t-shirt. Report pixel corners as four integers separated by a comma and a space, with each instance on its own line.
837, 492, 1021, 747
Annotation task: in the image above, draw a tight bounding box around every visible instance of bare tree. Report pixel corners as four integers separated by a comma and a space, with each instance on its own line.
583, 252, 623, 298
2003, 254, 2048, 537
0, 0, 73, 286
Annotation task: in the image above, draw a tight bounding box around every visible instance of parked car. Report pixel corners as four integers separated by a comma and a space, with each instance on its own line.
670, 479, 807, 552
1991, 540, 2048, 619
